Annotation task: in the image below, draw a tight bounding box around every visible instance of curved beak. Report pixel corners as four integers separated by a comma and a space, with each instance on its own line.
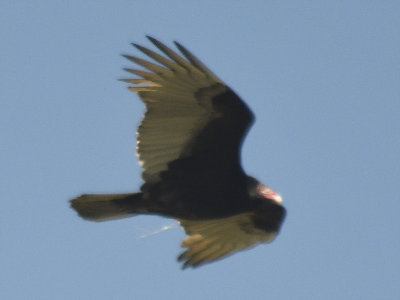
258, 185, 283, 204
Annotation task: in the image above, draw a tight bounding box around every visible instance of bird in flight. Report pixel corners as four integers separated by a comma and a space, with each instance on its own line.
70, 36, 286, 269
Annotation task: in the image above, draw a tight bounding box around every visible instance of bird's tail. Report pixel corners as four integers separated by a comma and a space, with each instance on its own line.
70, 193, 143, 222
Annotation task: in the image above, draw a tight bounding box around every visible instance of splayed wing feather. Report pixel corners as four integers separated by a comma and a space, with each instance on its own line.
178, 213, 278, 268
122, 37, 228, 183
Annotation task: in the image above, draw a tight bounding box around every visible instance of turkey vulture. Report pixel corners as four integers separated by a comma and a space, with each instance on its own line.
70, 36, 285, 269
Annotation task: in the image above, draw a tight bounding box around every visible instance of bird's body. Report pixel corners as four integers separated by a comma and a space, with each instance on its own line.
70, 37, 285, 268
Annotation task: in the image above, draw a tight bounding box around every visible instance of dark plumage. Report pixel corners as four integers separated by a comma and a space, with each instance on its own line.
70, 37, 286, 269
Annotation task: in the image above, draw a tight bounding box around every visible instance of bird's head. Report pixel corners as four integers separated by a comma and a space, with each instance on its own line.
246, 176, 285, 233
246, 176, 282, 204
256, 184, 282, 204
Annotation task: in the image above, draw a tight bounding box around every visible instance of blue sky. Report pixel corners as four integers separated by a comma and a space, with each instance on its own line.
1, 1, 399, 299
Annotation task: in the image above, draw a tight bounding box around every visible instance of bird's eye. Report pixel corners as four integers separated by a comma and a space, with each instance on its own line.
257, 185, 270, 196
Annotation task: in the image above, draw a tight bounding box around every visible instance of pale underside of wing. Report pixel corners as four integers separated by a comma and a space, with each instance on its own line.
178, 213, 278, 269
122, 37, 228, 183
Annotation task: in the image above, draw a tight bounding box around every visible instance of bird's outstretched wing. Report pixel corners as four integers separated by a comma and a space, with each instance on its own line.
122, 37, 254, 183
178, 213, 278, 269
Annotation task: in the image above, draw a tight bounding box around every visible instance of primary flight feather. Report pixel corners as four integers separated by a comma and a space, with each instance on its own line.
70, 36, 285, 269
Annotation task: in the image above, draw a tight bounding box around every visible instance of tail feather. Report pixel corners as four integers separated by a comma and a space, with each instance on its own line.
70, 193, 142, 222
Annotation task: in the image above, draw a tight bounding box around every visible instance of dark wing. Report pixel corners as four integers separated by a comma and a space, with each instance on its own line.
178, 213, 278, 269
122, 37, 254, 183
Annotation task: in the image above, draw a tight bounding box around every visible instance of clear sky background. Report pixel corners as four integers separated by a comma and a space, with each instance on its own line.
1, 1, 399, 299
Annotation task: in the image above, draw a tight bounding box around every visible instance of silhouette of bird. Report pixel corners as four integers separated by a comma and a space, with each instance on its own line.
70, 37, 285, 269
